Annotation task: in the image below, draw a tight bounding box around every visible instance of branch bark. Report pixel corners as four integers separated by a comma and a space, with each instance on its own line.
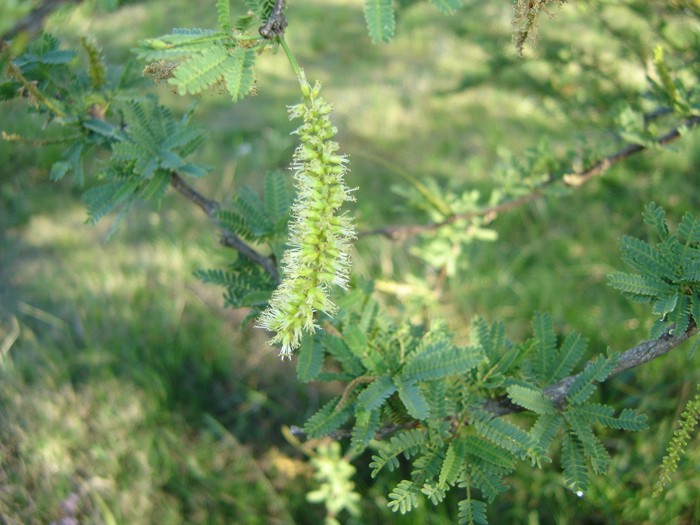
484, 321, 699, 416
169, 173, 280, 283
359, 115, 700, 240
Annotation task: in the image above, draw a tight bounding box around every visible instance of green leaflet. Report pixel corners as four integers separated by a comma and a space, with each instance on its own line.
679, 212, 700, 244
387, 480, 419, 514
401, 343, 483, 382
619, 235, 674, 280
463, 435, 516, 471
643, 201, 670, 239
317, 333, 365, 377
412, 449, 445, 487
216, 174, 290, 244
216, 0, 231, 31
263, 171, 292, 226
169, 46, 230, 95
609, 204, 700, 337
471, 411, 538, 460
296, 335, 323, 383
506, 385, 555, 415
567, 353, 619, 405
351, 409, 382, 450
529, 414, 563, 452
608, 272, 675, 301
357, 376, 397, 411
369, 429, 427, 477
303, 396, 354, 438
396, 378, 430, 420
84, 179, 138, 224
669, 293, 692, 335
424, 380, 448, 419
223, 48, 256, 102
217, 209, 256, 241
438, 439, 465, 487
563, 412, 610, 475
195, 261, 275, 312
458, 498, 488, 525
243, 0, 275, 18
193, 269, 238, 288
545, 331, 588, 384
137, 29, 229, 61
561, 431, 588, 494
50, 142, 84, 184
421, 482, 447, 505
429, 0, 463, 14
470, 463, 508, 503
364, 0, 395, 44
532, 311, 556, 383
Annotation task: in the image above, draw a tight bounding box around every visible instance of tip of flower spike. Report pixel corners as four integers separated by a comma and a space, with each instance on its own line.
279, 345, 293, 360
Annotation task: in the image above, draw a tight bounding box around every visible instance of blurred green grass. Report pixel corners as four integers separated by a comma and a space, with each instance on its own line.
1, 0, 699, 523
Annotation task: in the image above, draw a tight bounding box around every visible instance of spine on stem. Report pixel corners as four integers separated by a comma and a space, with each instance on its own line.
257, 71, 356, 359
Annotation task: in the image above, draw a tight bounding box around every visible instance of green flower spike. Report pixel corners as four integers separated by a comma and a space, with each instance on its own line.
257, 71, 356, 359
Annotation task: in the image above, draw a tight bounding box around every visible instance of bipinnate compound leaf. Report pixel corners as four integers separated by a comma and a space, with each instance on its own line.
532, 311, 556, 383
369, 429, 427, 477
471, 411, 538, 460
364, 0, 395, 43
545, 331, 588, 383
351, 409, 382, 450
458, 498, 488, 525
463, 435, 516, 471
607, 272, 675, 301
679, 211, 700, 243
567, 353, 619, 405
357, 376, 397, 411
303, 396, 353, 438
438, 439, 465, 487
223, 48, 256, 102
216, 0, 231, 31
296, 335, 323, 383
561, 431, 588, 494
401, 343, 482, 382
619, 235, 673, 278
388, 480, 419, 514
396, 378, 430, 420
429, 0, 463, 14
507, 385, 555, 414
168, 45, 229, 94
471, 464, 508, 503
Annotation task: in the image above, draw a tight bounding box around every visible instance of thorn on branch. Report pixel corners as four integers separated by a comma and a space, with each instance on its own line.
258, 0, 287, 39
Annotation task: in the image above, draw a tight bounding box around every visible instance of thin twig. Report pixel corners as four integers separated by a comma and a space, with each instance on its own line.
359, 115, 700, 240
1, 0, 78, 42
169, 173, 280, 283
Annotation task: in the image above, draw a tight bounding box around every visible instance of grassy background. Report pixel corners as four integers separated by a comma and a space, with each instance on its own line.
1, 0, 699, 523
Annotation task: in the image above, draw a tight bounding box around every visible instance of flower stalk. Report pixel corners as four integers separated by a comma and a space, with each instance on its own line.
258, 71, 356, 359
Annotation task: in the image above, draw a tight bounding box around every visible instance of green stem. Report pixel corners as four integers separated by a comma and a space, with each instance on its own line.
279, 36, 301, 77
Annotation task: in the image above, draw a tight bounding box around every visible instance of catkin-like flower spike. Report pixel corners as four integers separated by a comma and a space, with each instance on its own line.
257, 70, 356, 359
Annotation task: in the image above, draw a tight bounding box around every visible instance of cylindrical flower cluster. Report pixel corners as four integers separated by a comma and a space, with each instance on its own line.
258, 71, 356, 359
